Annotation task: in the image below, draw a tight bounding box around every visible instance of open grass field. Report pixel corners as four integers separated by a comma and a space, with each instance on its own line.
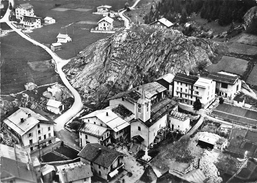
247, 64, 257, 86
236, 33, 257, 46
207, 56, 248, 76
1, 0, 133, 94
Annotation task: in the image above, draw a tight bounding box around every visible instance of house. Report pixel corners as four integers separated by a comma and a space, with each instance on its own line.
15, 3, 34, 20
80, 106, 131, 145
51, 42, 62, 51
97, 16, 114, 31
0, 144, 38, 183
156, 73, 174, 95
1, 107, 56, 152
21, 16, 42, 29
110, 82, 176, 148
150, 17, 174, 28
46, 99, 64, 114
169, 110, 190, 134
79, 123, 111, 147
233, 92, 252, 108
173, 73, 216, 108
56, 161, 93, 183
95, 5, 112, 15
207, 71, 241, 100
44, 16, 56, 24
57, 33, 72, 43
78, 143, 124, 180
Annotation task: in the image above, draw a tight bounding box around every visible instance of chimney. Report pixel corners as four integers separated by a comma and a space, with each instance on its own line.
106, 112, 108, 116
20, 118, 25, 123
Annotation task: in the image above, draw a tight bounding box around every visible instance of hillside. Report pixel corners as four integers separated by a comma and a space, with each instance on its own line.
63, 24, 225, 107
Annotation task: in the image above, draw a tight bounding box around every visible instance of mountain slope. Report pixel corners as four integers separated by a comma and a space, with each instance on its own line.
64, 24, 224, 107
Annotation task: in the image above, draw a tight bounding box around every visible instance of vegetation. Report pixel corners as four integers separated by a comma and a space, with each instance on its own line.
193, 98, 202, 112
144, 0, 257, 26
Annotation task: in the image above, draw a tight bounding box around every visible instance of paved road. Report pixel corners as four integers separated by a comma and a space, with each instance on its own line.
2, 0, 83, 132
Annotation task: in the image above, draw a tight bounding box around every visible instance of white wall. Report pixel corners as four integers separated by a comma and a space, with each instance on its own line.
217, 79, 241, 100
170, 117, 190, 134
131, 121, 149, 147
79, 131, 111, 148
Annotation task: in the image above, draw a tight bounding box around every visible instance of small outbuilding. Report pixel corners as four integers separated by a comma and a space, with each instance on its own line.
51, 42, 62, 51
44, 17, 56, 24
56, 33, 72, 43
46, 99, 63, 114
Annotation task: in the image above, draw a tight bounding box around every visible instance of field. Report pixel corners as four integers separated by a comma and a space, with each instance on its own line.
236, 33, 257, 46
207, 56, 248, 76
247, 64, 257, 86
1, 0, 132, 94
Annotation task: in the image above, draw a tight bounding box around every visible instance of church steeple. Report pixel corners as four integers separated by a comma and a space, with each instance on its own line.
136, 84, 151, 122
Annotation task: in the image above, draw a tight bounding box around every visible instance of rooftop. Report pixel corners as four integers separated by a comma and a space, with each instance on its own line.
3, 107, 52, 136
1, 157, 37, 183
18, 3, 33, 9
57, 161, 93, 182
80, 108, 130, 132
173, 73, 198, 85
78, 143, 123, 168
138, 165, 157, 183
47, 99, 62, 108
22, 16, 41, 23
97, 5, 112, 9
194, 77, 213, 88
170, 111, 189, 121
112, 104, 133, 119
79, 123, 108, 137
57, 33, 71, 39
156, 171, 191, 183
157, 73, 175, 84
157, 18, 174, 27
98, 16, 114, 24
207, 71, 239, 85
0, 144, 29, 164
143, 98, 177, 127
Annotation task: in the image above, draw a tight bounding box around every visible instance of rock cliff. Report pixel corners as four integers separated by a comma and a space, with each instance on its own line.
63, 25, 224, 107
244, 6, 257, 35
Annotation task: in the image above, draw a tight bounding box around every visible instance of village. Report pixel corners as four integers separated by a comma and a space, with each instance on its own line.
1, 0, 257, 183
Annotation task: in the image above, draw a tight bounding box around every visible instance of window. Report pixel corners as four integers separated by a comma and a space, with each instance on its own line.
138, 126, 141, 131
38, 130, 41, 134
48, 127, 51, 131
44, 135, 46, 139
138, 104, 141, 113
185, 89, 187, 92
30, 147, 33, 151
180, 88, 182, 92
195, 91, 199, 95
37, 124, 40, 128
49, 133, 51, 137
29, 139, 33, 145
28, 133, 32, 137
221, 83, 228, 89
99, 165, 101, 169
177, 87, 179, 90
38, 136, 41, 141
196, 86, 198, 89
49, 140, 52, 144
85, 135, 88, 139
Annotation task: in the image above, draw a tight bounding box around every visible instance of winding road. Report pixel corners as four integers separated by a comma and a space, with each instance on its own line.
1, 0, 83, 132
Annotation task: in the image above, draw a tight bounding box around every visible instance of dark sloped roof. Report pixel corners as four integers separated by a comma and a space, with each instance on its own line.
173, 73, 198, 85
23, 16, 41, 23
78, 143, 124, 168
157, 171, 191, 183
112, 104, 133, 118
1, 157, 37, 183
234, 92, 245, 102
207, 72, 239, 85
139, 165, 157, 183
144, 98, 177, 127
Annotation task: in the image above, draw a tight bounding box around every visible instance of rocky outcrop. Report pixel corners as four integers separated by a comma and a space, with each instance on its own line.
64, 24, 225, 106
244, 6, 257, 35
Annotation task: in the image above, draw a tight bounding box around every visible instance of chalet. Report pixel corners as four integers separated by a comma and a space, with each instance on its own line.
95, 5, 112, 15
1, 107, 56, 152
50, 42, 62, 52
97, 16, 114, 31
44, 16, 56, 24
21, 16, 42, 29
56, 161, 93, 183
233, 92, 252, 108
80, 106, 131, 145
110, 82, 177, 148
150, 17, 174, 28
57, 33, 72, 43
0, 144, 38, 183
79, 123, 111, 147
46, 99, 63, 114
207, 71, 241, 100
169, 111, 190, 134
173, 73, 216, 108
78, 143, 124, 180
15, 3, 34, 20
156, 73, 174, 94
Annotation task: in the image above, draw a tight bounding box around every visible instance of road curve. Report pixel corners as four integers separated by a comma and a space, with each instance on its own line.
3, 0, 83, 131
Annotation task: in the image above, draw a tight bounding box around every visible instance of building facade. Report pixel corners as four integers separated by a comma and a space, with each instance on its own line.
21, 16, 41, 28
173, 73, 216, 108
2, 107, 55, 152
208, 71, 241, 100
78, 143, 124, 180
15, 3, 34, 20
169, 111, 190, 134
97, 16, 114, 31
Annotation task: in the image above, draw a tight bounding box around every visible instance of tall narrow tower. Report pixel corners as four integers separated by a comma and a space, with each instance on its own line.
136, 84, 151, 122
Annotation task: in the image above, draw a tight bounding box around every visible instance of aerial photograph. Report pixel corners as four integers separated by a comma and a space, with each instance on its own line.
0, 0, 257, 182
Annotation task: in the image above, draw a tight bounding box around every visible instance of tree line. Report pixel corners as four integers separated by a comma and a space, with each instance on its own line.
144, 0, 257, 26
